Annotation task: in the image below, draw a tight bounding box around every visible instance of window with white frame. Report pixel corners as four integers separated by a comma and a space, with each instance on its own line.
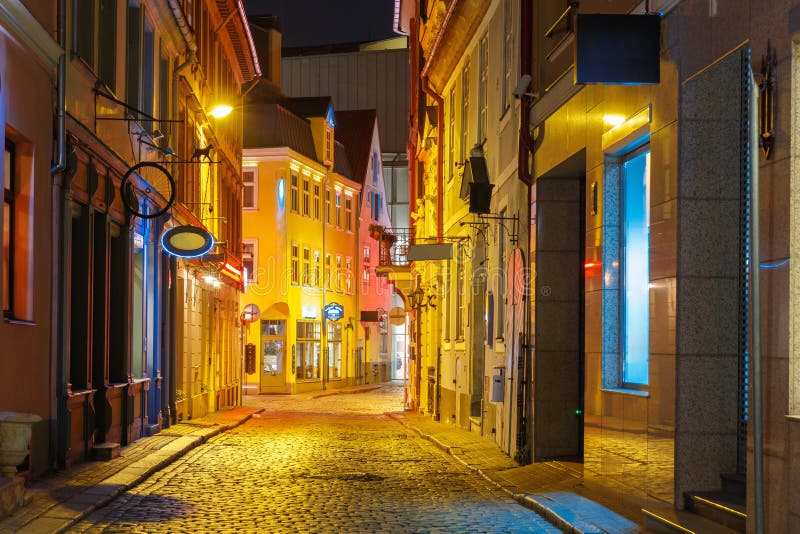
497, 208, 506, 339
345, 257, 352, 293
302, 247, 311, 286
302, 177, 310, 217
335, 191, 342, 227
345, 195, 352, 232
335, 255, 343, 291
314, 250, 321, 287
296, 320, 320, 380
456, 244, 465, 340
327, 322, 342, 379
242, 239, 257, 284
291, 244, 299, 285
290, 173, 299, 213
313, 183, 320, 219
325, 187, 331, 224
621, 146, 651, 387
242, 167, 257, 209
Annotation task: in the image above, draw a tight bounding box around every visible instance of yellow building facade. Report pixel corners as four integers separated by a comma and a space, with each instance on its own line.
242, 99, 361, 394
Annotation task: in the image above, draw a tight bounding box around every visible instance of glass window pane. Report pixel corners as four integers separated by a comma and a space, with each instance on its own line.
394, 166, 409, 202
622, 150, 650, 385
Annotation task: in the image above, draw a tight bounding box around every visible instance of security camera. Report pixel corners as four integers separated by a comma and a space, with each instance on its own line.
512, 74, 539, 100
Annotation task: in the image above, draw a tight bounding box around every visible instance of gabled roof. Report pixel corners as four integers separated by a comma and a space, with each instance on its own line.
280, 96, 332, 119
243, 103, 317, 161
334, 109, 378, 185
333, 141, 352, 179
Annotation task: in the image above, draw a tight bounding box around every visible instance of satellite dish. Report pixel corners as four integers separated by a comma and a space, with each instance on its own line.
241, 303, 261, 324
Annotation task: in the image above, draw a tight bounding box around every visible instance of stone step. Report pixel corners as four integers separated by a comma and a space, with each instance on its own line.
643, 506, 740, 534
685, 491, 746, 533
91, 442, 121, 461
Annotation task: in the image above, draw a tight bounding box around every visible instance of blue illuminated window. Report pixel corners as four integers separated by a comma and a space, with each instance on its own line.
621, 147, 650, 386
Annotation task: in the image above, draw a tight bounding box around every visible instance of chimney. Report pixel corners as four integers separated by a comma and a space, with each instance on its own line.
248, 14, 282, 87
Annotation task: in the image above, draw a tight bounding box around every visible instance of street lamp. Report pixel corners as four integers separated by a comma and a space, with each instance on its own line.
408, 286, 437, 310
209, 103, 234, 119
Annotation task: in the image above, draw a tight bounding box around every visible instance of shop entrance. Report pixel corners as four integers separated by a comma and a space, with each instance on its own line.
259, 319, 286, 393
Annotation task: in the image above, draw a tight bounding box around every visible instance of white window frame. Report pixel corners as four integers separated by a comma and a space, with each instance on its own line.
242, 166, 258, 210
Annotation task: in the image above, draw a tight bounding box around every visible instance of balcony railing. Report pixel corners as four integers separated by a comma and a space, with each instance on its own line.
370, 225, 413, 267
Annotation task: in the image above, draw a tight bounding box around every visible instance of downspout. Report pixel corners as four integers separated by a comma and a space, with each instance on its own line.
166, 0, 195, 424
517, 0, 535, 463
51, 0, 67, 470
749, 69, 764, 534
322, 166, 330, 390
408, 16, 419, 219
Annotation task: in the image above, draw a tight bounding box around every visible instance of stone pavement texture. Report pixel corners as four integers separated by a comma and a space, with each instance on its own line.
0, 384, 651, 533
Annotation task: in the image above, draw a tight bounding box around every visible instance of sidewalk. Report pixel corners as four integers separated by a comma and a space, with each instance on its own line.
389, 411, 650, 534
0, 405, 262, 534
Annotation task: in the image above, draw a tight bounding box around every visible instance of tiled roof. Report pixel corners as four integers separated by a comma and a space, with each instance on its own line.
333, 141, 352, 179
280, 96, 332, 119
243, 103, 317, 161
334, 109, 378, 185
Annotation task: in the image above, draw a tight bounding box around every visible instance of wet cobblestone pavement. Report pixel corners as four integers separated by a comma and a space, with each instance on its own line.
70, 385, 559, 533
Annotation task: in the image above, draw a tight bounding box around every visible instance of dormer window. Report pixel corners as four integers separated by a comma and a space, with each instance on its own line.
325, 106, 335, 164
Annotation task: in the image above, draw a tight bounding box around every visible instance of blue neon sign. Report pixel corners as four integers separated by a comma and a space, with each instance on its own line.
323, 302, 344, 322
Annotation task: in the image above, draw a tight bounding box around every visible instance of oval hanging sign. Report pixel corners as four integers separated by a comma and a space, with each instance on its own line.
161, 225, 215, 258
323, 302, 344, 322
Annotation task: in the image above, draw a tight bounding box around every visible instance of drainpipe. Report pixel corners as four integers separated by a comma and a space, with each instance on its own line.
51, 0, 68, 470
749, 69, 764, 534
322, 166, 330, 390
167, 0, 197, 53
517, 0, 535, 463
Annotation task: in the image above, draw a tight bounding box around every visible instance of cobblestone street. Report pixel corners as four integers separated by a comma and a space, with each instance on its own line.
69, 385, 559, 533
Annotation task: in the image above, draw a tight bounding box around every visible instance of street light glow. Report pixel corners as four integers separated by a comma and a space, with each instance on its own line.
210, 103, 233, 119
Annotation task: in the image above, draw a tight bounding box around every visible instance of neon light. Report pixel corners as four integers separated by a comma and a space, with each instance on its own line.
278, 178, 285, 207
584, 262, 599, 269
161, 225, 215, 258
224, 262, 242, 276
760, 258, 790, 269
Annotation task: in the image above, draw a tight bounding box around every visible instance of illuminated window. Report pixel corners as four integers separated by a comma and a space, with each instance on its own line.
345, 257, 352, 294
290, 173, 298, 213
313, 183, 320, 219
314, 250, 321, 287
456, 244, 465, 340
372, 151, 381, 185
325, 254, 331, 288
325, 128, 332, 163
327, 322, 342, 379
302, 247, 310, 286
2, 142, 13, 318
325, 187, 331, 224
344, 196, 352, 232
336, 255, 343, 291
242, 167, 257, 209
621, 147, 650, 386
478, 33, 488, 144
291, 244, 299, 285
242, 239, 257, 283
302, 177, 310, 216
335, 191, 342, 228
296, 320, 320, 380
363, 245, 370, 262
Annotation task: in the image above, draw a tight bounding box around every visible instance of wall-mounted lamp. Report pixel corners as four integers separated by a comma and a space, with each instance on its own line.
210, 103, 234, 119
409, 286, 437, 310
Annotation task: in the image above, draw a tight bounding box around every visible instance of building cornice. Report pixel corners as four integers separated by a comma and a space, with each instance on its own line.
0, 0, 62, 70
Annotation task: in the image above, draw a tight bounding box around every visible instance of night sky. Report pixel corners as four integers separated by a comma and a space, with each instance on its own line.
244, 0, 397, 48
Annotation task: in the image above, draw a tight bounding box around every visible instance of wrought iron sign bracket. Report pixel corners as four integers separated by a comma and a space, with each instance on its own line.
93, 86, 183, 132
755, 41, 777, 159
478, 213, 520, 246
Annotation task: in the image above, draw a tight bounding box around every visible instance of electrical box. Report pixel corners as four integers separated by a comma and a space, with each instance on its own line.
491, 366, 505, 403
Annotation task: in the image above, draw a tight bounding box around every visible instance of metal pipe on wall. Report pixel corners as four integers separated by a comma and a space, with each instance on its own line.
50, 0, 68, 470
749, 68, 764, 534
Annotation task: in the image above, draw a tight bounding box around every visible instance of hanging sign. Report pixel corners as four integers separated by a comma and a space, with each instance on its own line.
323, 302, 344, 322
161, 225, 214, 258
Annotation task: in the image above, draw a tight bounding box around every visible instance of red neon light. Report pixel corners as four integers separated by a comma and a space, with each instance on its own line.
220, 262, 242, 282
584, 262, 599, 269
224, 262, 242, 276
